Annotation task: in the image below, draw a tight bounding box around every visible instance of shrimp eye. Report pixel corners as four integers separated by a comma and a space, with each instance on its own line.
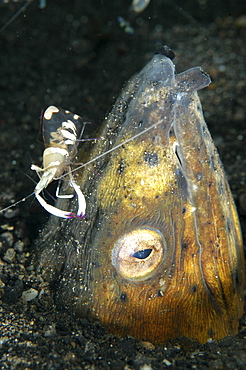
111, 228, 166, 282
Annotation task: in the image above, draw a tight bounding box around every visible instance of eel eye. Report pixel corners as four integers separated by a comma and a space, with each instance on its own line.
111, 228, 165, 282
132, 248, 152, 259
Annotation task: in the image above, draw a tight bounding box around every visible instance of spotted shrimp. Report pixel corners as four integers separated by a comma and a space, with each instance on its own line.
29, 105, 90, 219
0, 106, 96, 219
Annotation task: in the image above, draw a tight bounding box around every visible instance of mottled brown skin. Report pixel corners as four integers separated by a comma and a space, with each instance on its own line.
37, 52, 244, 344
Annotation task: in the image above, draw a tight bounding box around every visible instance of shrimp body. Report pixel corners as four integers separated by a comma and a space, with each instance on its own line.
31, 106, 86, 219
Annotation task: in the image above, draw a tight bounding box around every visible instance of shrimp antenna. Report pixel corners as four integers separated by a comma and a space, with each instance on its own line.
0, 192, 35, 214
0, 0, 46, 33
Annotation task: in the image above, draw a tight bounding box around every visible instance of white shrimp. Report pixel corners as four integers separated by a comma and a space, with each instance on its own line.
30, 105, 86, 219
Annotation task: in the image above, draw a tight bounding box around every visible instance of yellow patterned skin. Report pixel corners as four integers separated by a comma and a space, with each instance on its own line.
38, 51, 244, 344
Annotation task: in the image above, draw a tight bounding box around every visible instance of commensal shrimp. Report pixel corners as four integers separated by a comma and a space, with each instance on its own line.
31, 106, 87, 219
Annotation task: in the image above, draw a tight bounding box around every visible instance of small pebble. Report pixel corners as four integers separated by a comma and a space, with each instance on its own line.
141, 341, 155, 349
0, 224, 14, 231
44, 324, 57, 338
0, 231, 14, 248
131, 0, 150, 13
14, 240, 25, 253
0, 337, 9, 346
139, 365, 153, 370
3, 248, 16, 263
22, 288, 38, 301
0, 278, 6, 288
163, 359, 172, 366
